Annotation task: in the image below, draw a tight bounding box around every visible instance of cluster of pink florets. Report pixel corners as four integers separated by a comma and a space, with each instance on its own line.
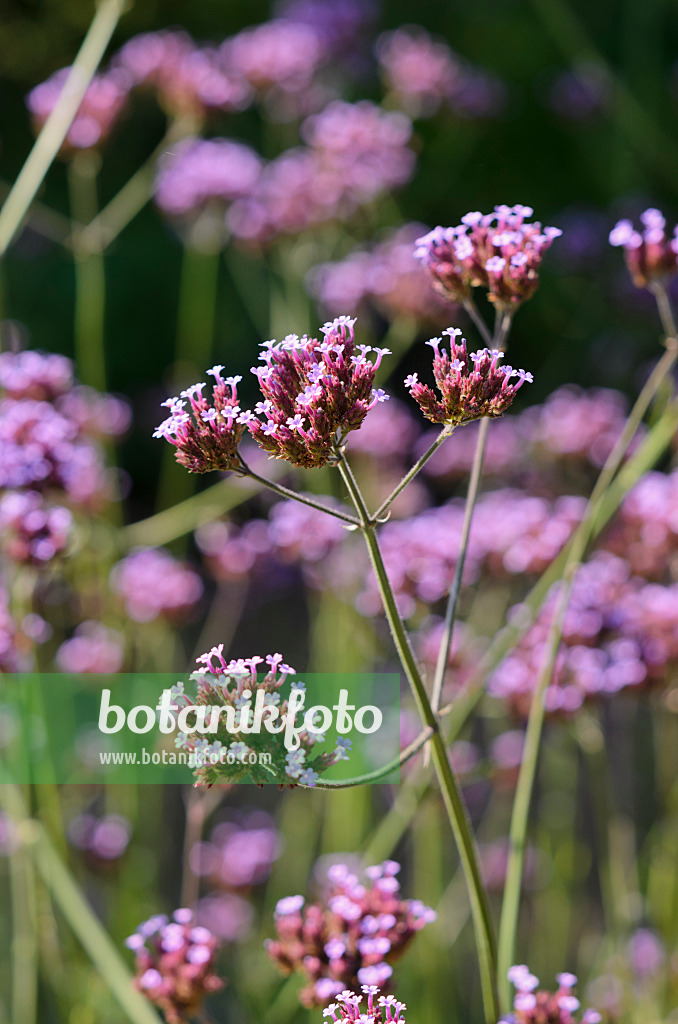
415, 206, 562, 308
323, 985, 406, 1024
125, 909, 223, 1024
504, 965, 601, 1024
404, 329, 533, 427
266, 860, 435, 1006
609, 208, 678, 288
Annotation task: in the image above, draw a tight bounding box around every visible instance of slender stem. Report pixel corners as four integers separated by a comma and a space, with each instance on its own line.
313, 726, 435, 789
431, 311, 512, 717
0, 0, 128, 257
68, 152, 107, 391
372, 425, 453, 522
463, 297, 493, 347
336, 451, 499, 1024
75, 116, 199, 254
430, 416, 489, 714
497, 295, 678, 1006
242, 463, 360, 527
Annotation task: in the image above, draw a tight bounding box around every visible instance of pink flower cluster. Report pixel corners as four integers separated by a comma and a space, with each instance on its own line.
504, 965, 601, 1024
153, 137, 262, 218
266, 860, 435, 1006
26, 67, 129, 154
110, 547, 203, 624
308, 224, 454, 324
125, 909, 224, 1024
376, 25, 505, 119
489, 553, 678, 715
155, 317, 391, 473
227, 103, 415, 243
55, 621, 125, 674
603, 468, 678, 577
404, 330, 533, 426
323, 985, 406, 1024
68, 812, 132, 864
415, 206, 562, 308
0, 490, 71, 565
609, 208, 678, 288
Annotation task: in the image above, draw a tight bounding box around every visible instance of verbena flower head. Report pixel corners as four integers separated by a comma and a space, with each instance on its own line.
609, 208, 678, 288
266, 860, 436, 1006
27, 68, 129, 154
153, 137, 262, 219
125, 908, 224, 1024
248, 316, 391, 468
174, 646, 351, 786
153, 369, 247, 473
55, 621, 125, 674
0, 491, 71, 565
324, 986, 406, 1024
190, 811, 280, 889
504, 965, 601, 1024
415, 206, 561, 309
405, 330, 533, 427
110, 547, 203, 623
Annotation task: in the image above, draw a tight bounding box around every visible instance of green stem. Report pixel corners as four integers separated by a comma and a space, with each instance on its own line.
430, 416, 489, 714
497, 296, 678, 1006
336, 451, 499, 1024
372, 425, 453, 522
0, 0, 128, 257
68, 152, 107, 391
242, 462, 361, 527
313, 726, 435, 789
1, 787, 38, 1024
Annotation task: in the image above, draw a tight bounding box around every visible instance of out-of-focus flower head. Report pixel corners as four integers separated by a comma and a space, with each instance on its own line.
223, 19, 325, 96
248, 316, 391, 468
609, 208, 678, 288
0, 491, 71, 565
275, 0, 376, 53
324, 985, 407, 1024
110, 547, 203, 623
0, 350, 73, 400
55, 621, 125, 674
266, 860, 435, 1006
376, 26, 505, 120
308, 224, 454, 324
603, 468, 678, 578
153, 368, 247, 474
415, 206, 562, 309
173, 646, 350, 787
505, 965, 601, 1024
26, 68, 129, 155
125, 908, 224, 1024
68, 812, 132, 864
404, 330, 533, 426
228, 103, 414, 244
114, 31, 251, 118
153, 137, 262, 220
190, 810, 281, 889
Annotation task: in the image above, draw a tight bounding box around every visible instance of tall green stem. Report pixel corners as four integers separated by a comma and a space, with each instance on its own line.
336, 451, 499, 1024
497, 290, 678, 1006
69, 152, 107, 391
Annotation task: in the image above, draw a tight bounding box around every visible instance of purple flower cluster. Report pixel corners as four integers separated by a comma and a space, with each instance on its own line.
248, 316, 390, 468
172, 646, 350, 786
323, 986, 406, 1024
504, 965, 601, 1024
609, 208, 678, 288
0, 349, 73, 400
125, 909, 224, 1024
376, 26, 505, 120
603, 468, 678, 577
190, 811, 280, 890
266, 860, 435, 1006
223, 19, 325, 96
415, 206, 562, 308
68, 812, 132, 864
153, 369, 247, 474
113, 30, 251, 118
153, 137, 262, 219
489, 553, 678, 715
308, 224, 454, 324
26, 67, 129, 154
228, 103, 415, 243
0, 491, 71, 565
55, 621, 125, 674
404, 330, 533, 427
110, 547, 203, 624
